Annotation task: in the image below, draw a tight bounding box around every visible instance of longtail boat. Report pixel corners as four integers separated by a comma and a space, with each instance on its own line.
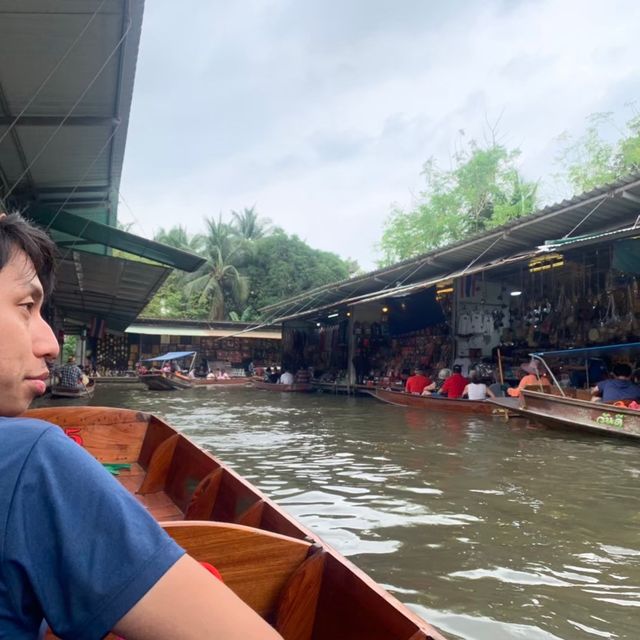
365, 387, 505, 415
138, 350, 198, 390
490, 343, 640, 440
26, 406, 445, 640
492, 390, 640, 439
253, 380, 313, 393
50, 379, 96, 399
139, 371, 193, 390
192, 376, 252, 387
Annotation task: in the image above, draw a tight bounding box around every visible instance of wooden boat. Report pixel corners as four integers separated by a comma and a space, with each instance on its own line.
50, 379, 96, 399
139, 371, 193, 390
192, 376, 252, 387
253, 380, 313, 393
365, 387, 505, 415
26, 406, 445, 640
493, 390, 640, 440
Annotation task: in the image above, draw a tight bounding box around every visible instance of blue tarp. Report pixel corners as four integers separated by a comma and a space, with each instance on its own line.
142, 351, 196, 362
532, 342, 640, 359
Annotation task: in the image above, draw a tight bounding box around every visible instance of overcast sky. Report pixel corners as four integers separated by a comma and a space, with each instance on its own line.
119, 0, 640, 270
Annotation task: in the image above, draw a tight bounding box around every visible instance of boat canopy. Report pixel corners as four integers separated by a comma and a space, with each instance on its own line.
142, 351, 197, 362
532, 342, 640, 359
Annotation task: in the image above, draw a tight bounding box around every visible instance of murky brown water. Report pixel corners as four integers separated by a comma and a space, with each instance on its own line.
38, 385, 640, 639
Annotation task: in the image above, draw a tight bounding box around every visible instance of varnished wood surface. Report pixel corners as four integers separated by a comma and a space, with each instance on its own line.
29, 406, 447, 640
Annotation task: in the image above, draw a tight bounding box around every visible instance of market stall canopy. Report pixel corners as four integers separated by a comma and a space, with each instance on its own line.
532, 342, 640, 359
126, 318, 282, 340
0, 1, 205, 331
261, 172, 640, 323
142, 351, 197, 362
54, 250, 170, 333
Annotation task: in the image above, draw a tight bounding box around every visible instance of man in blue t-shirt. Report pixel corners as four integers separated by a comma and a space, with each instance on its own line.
591, 363, 640, 403
0, 213, 282, 639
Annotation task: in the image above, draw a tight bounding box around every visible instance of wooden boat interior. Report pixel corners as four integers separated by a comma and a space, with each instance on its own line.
27, 407, 442, 640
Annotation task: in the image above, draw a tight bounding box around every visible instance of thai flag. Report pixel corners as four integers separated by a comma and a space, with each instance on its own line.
89, 317, 106, 339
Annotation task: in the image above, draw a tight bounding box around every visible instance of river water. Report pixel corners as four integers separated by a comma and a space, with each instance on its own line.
40, 385, 640, 640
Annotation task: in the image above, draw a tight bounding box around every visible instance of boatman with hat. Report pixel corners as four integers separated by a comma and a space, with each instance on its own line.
0, 213, 282, 639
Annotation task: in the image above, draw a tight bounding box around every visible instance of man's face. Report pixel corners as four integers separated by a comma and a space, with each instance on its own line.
0, 250, 59, 416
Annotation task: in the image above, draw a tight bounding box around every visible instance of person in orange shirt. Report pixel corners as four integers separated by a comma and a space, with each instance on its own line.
507, 362, 547, 397
405, 367, 432, 395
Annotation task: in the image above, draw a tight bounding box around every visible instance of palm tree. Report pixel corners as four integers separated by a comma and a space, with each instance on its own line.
231, 206, 272, 241
186, 216, 249, 320
153, 225, 205, 254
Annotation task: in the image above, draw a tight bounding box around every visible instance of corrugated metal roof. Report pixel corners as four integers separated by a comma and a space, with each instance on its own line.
262, 172, 640, 320
54, 250, 170, 332
127, 318, 282, 340
0, 0, 144, 226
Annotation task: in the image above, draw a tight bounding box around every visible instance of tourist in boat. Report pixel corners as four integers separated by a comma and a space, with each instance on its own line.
590, 363, 640, 403
405, 367, 432, 395
278, 368, 295, 385
438, 365, 468, 399
55, 356, 83, 389
0, 213, 281, 639
217, 368, 230, 380
507, 362, 547, 397
462, 372, 496, 400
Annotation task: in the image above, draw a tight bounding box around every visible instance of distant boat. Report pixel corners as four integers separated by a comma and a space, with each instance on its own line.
138, 350, 197, 391
253, 380, 313, 393
28, 406, 445, 640
50, 378, 96, 399
364, 387, 504, 415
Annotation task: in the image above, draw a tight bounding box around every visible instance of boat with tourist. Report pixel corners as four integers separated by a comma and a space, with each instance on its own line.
138, 351, 197, 390
50, 378, 96, 399
27, 406, 444, 640
365, 386, 504, 415
491, 343, 640, 440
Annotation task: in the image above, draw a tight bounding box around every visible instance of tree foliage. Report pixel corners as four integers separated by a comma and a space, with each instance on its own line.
142, 211, 357, 321
555, 110, 640, 193
378, 136, 538, 265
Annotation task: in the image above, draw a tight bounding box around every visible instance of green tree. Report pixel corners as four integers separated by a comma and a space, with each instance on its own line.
231, 206, 272, 240
556, 109, 640, 193
244, 230, 356, 312
185, 215, 250, 320
378, 135, 538, 265
153, 224, 205, 253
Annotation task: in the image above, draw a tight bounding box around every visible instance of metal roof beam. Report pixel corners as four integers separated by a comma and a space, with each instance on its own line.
0, 115, 120, 127
621, 190, 640, 205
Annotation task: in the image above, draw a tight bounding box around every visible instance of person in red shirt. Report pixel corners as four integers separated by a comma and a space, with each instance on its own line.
439, 365, 468, 399
405, 368, 432, 395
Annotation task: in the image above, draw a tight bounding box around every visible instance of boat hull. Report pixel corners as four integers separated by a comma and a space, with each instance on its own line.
253, 380, 313, 392
50, 380, 96, 398
139, 373, 193, 390
366, 387, 502, 414
25, 406, 444, 640
512, 390, 640, 439
192, 377, 251, 387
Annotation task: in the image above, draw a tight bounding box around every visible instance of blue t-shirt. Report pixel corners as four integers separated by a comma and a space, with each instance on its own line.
0, 418, 184, 639
596, 378, 640, 402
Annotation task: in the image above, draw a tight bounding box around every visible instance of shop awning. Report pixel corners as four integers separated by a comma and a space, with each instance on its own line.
29, 209, 205, 271
142, 351, 196, 362
532, 342, 640, 359
53, 250, 170, 333
126, 321, 281, 340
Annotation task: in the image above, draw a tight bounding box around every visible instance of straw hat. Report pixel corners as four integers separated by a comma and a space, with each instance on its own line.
521, 362, 539, 375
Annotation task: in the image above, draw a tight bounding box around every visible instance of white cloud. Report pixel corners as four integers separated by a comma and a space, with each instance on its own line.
119, 0, 640, 269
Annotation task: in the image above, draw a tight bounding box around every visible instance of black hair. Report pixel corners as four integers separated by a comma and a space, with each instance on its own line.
0, 212, 56, 299
613, 363, 632, 378
452, 364, 462, 373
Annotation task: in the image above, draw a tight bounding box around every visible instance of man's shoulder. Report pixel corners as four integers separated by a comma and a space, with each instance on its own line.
0, 416, 58, 443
